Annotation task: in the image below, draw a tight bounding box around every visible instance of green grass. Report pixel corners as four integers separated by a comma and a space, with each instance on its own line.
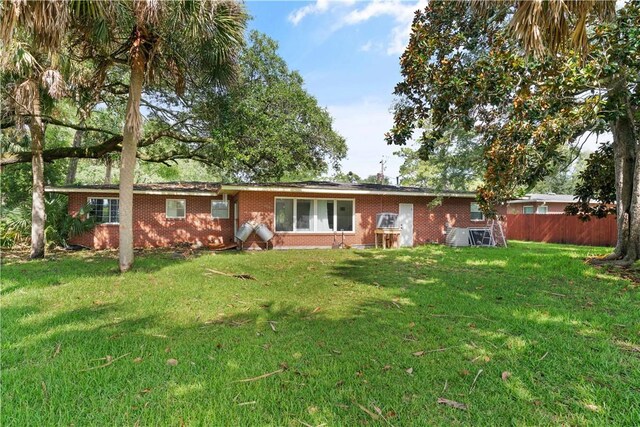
2, 242, 639, 426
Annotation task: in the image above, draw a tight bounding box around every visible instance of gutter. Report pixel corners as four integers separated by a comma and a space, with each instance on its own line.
45, 186, 221, 197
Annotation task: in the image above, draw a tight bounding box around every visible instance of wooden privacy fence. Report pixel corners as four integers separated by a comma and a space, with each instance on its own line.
507, 214, 617, 247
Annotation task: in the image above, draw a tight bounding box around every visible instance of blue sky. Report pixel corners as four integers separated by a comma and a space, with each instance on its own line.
246, 0, 428, 181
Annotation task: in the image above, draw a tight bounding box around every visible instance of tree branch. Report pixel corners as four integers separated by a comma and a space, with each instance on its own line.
1, 136, 123, 166
41, 116, 120, 135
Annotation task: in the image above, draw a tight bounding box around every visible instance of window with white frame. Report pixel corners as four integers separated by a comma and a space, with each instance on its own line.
275, 198, 354, 232
523, 205, 535, 214
536, 205, 548, 214
88, 198, 119, 223
211, 199, 229, 218
166, 199, 186, 219
470, 203, 484, 221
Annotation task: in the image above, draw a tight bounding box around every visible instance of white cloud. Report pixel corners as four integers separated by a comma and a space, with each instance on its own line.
288, 0, 427, 55
288, 0, 358, 26
359, 40, 373, 52
328, 98, 403, 179
288, 0, 330, 25
387, 21, 412, 55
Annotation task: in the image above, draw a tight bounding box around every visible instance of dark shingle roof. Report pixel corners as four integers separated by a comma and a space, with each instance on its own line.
47, 180, 476, 197
48, 182, 221, 193
226, 180, 472, 195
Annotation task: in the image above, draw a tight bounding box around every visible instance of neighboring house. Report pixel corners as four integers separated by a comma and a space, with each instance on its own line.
507, 193, 582, 215
46, 181, 506, 250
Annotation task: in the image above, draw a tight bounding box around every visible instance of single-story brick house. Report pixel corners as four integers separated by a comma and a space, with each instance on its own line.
506, 193, 582, 215
46, 181, 506, 250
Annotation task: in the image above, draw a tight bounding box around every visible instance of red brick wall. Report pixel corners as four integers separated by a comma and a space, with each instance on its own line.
68, 193, 234, 249
236, 191, 505, 248
68, 190, 506, 249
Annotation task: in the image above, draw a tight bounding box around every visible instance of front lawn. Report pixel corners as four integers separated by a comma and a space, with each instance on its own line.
2, 242, 639, 425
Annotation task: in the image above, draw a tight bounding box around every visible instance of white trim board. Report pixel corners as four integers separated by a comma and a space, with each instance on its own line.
46, 187, 220, 197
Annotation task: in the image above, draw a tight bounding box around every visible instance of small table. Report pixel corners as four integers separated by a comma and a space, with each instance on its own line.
375, 228, 401, 249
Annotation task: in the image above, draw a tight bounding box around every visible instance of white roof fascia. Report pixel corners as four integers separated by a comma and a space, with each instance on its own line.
45, 187, 220, 197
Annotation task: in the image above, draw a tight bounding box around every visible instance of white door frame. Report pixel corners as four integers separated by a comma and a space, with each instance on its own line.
398, 203, 414, 247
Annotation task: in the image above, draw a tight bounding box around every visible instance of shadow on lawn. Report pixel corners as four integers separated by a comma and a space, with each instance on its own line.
0, 248, 252, 296
322, 246, 638, 420
2, 244, 637, 425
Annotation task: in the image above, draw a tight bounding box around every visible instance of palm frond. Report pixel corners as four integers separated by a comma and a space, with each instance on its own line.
3, 203, 31, 235
41, 68, 66, 99
506, 0, 616, 56
13, 78, 38, 125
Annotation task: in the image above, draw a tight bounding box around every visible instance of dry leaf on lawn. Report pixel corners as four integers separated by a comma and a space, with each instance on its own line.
437, 398, 467, 410
501, 371, 511, 381
412, 351, 425, 357
166, 358, 178, 366
405, 367, 414, 375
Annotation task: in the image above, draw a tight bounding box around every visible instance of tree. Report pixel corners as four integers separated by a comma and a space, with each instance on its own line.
532, 148, 590, 195
333, 171, 362, 184
201, 31, 346, 182
77, 0, 247, 272
387, 1, 639, 264
2, 31, 346, 184
395, 126, 483, 191
0, 0, 108, 258
565, 143, 617, 219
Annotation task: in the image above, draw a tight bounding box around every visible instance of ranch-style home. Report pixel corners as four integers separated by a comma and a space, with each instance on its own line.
46, 181, 506, 250
506, 193, 582, 215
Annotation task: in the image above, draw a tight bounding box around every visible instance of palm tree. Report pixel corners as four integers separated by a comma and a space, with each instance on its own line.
99, 0, 247, 272
0, 1, 108, 258
2, 1, 246, 270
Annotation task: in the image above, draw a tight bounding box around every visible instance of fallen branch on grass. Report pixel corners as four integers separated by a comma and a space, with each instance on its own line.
437, 398, 467, 410
356, 403, 379, 420
52, 343, 61, 358
80, 352, 131, 372
205, 268, 256, 281
469, 369, 483, 393
542, 291, 567, 298
232, 368, 285, 383
412, 346, 459, 356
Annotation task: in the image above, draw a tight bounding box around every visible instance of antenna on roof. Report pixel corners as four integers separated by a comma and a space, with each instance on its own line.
378, 158, 386, 184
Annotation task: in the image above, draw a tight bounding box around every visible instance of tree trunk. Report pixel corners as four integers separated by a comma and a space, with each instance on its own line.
119, 48, 146, 272
104, 156, 112, 184
608, 103, 639, 264
65, 125, 85, 184
29, 80, 46, 259
623, 133, 640, 264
